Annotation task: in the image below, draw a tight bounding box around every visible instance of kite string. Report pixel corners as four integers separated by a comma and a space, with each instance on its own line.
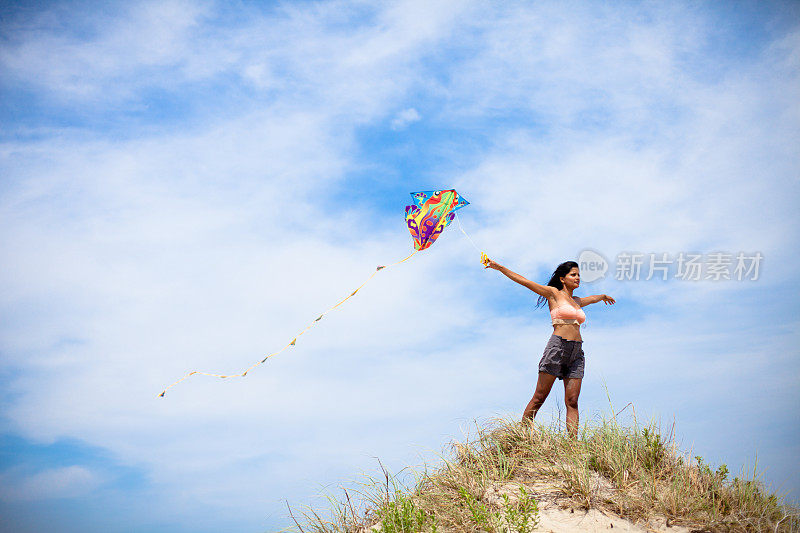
158, 248, 419, 398
454, 211, 481, 253
454, 210, 490, 270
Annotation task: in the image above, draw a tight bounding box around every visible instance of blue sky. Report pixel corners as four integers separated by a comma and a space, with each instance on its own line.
1, 1, 799, 531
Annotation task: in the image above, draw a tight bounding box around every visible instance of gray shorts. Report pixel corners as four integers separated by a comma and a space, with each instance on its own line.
539, 334, 585, 380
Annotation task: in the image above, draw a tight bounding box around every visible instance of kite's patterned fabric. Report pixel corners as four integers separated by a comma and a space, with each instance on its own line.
405, 190, 469, 250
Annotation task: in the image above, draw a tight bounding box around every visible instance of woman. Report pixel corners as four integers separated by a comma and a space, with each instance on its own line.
484, 259, 615, 439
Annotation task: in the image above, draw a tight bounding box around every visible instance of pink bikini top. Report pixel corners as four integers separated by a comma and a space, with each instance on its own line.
550, 300, 586, 326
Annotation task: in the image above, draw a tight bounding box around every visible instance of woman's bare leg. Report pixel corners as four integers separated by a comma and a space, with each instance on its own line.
563, 377, 582, 439
523, 372, 557, 422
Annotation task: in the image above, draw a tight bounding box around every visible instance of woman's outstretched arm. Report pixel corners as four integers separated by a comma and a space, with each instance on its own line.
485, 259, 556, 300
577, 294, 616, 306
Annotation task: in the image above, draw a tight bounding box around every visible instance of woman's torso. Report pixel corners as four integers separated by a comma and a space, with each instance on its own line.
548, 295, 585, 341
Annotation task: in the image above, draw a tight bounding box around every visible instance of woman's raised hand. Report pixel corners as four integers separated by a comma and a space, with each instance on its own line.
484, 258, 501, 270
601, 294, 616, 305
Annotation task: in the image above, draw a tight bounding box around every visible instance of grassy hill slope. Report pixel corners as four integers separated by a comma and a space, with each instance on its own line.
290, 406, 799, 532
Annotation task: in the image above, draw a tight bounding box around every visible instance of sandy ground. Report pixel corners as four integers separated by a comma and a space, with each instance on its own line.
532, 501, 690, 533
482, 479, 693, 533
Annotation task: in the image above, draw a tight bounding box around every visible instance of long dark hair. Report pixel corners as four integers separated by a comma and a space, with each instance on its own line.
535, 261, 579, 309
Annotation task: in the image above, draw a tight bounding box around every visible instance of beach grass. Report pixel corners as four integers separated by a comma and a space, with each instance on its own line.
287, 402, 799, 532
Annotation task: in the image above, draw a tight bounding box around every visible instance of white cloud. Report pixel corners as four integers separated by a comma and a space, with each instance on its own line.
0, 0, 468, 122
391, 107, 421, 130
0, 466, 102, 501
0, 0, 210, 100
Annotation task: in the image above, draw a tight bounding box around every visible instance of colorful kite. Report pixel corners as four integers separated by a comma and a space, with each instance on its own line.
159, 189, 473, 398
405, 190, 469, 250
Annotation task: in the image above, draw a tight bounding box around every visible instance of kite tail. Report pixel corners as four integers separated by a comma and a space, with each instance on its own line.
158, 249, 419, 398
